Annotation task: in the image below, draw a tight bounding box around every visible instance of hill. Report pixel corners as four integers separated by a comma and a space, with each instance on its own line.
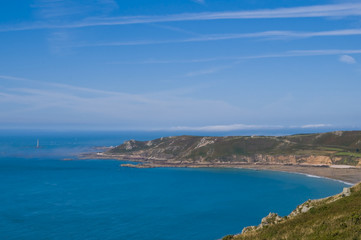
223, 183, 361, 240
84, 131, 361, 183
105, 131, 361, 166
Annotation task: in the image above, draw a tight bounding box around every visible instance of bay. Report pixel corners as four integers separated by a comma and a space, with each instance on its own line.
0, 131, 347, 240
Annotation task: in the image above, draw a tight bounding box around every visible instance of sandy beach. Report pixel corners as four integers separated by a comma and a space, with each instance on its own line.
80, 153, 361, 184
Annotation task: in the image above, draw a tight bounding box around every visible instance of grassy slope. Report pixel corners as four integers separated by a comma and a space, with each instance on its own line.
225, 183, 361, 240
108, 131, 361, 165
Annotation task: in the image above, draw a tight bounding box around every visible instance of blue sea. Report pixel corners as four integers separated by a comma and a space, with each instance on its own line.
0, 130, 348, 240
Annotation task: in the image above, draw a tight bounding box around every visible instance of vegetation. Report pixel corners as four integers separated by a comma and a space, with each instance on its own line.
107, 131, 361, 166
224, 183, 361, 240
334, 152, 361, 158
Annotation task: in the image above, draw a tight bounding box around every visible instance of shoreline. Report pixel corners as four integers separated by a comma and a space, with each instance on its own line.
78, 153, 361, 185
251, 168, 354, 186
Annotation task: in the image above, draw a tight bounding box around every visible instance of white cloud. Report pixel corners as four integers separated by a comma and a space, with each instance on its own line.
339, 55, 356, 64
170, 124, 284, 132
169, 123, 333, 131
301, 124, 332, 129
3, 3, 361, 32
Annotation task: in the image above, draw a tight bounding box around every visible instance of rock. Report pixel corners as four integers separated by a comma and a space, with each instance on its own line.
289, 200, 313, 217
259, 213, 283, 228
301, 205, 311, 213
120, 163, 153, 168
124, 140, 136, 150
333, 131, 344, 136
195, 137, 215, 149
342, 187, 351, 197
241, 226, 257, 234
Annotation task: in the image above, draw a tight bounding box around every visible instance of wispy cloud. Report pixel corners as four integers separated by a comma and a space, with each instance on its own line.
148, 23, 202, 37
98, 0, 119, 13
107, 57, 229, 65
2, 3, 361, 32
339, 54, 356, 64
32, 0, 119, 20
0, 75, 344, 130
32, 0, 84, 19
30, 0, 119, 56
0, 75, 29, 81
289, 49, 361, 56
47, 31, 73, 55
0, 75, 151, 100
107, 49, 361, 78
73, 28, 361, 48
185, 64, 236, 77
108, 49, 361, 65
0, 75, 241, 127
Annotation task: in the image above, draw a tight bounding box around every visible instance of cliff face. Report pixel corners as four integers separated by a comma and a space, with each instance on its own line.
223, 183, 361, 240
104, 131, 361, 166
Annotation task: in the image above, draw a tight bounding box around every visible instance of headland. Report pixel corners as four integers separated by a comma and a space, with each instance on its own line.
81, 130, 361, 184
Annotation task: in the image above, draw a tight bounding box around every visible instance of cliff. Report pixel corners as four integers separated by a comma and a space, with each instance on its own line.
223, 183, 361, 240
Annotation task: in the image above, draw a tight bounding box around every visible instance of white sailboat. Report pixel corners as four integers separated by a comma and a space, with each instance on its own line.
36, 139, 40, 148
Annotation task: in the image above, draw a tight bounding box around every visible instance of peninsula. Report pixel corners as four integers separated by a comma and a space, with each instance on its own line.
84, 130, 361, 184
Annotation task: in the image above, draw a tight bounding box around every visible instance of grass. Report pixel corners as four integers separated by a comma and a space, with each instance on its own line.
319, 147, 345, 152
107, 131, 361, 166
226, 184, 361, 240
334, 152, 361, 158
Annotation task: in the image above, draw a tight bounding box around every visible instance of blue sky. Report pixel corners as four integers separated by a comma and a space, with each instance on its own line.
1, 0, 361, 131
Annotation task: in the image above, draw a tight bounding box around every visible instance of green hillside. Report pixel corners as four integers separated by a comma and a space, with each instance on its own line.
224, 183, 361, 240
107, 131, 361, 166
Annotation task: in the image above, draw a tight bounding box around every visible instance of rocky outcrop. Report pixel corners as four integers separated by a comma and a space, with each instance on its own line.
241, 213, 283, 235
342, 187, 351, 197
195, 137, 215, 149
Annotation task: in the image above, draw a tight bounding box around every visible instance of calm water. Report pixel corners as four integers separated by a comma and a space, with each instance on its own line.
0, 131, 348, 240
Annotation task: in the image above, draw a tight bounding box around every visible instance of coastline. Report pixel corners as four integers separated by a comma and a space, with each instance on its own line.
248, 168, 354, 186
79, 151, 360, 239
79, 153, 361, 185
